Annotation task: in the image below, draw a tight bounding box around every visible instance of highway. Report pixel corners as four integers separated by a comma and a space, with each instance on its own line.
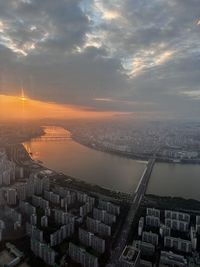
108, 158, 155, 266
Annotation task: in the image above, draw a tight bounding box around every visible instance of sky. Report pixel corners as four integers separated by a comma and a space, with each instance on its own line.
0, 95, 118, 120
0, 0, 200, 120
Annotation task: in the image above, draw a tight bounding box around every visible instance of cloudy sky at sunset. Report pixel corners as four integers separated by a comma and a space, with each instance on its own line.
0, 0, 200, 119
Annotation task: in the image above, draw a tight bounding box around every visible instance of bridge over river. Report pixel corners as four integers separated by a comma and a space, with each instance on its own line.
108, 158, 155, 266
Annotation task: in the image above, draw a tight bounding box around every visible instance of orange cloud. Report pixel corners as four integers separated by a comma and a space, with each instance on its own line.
0, 94, 121, 121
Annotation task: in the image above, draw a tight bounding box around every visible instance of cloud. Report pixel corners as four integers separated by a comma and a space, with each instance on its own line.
0, 0, 200, 118
124, 49, 175, 77
94, 98, 114, 102
181, 90, 200, 100
93, 1, 121, 20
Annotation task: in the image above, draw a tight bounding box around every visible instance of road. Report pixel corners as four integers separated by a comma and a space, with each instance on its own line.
108, 158, 155, 266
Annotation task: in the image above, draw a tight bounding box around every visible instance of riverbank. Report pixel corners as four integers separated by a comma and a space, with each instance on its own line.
71, 133, 150, 161
70, 132, 200, 164
143, 194, 200, 212
52, 172, 132, 203
0, 123, 45, 147
13, 142, 132, 203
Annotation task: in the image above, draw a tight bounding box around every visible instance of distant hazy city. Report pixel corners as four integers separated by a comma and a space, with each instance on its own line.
0, 120, 200, 267
67, 120, 200, 162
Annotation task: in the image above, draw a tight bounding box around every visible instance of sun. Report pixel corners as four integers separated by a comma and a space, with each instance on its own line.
20, 87, 27, 101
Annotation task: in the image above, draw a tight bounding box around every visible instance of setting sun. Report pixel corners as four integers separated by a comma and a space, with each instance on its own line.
20, 97, 26, 101
0, 94, 119, 121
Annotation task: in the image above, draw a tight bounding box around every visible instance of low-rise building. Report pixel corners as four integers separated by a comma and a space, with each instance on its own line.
160, 250, 187, 267
133, 240, 155, 256
119, 246, 140, 267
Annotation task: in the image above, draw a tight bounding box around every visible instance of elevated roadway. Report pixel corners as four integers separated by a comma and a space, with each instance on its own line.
108, 158, 155, 266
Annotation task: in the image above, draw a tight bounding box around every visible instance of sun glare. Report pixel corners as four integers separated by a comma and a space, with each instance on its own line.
20, 87, 27, 101
0, 94, 120, 120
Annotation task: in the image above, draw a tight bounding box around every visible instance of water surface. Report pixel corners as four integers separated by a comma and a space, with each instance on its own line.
24, 126, 146, 193
147, 162, 200, 200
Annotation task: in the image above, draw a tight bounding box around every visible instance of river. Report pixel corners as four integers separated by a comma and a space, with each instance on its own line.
147, 162, 200, 200
23, 126, 146, 193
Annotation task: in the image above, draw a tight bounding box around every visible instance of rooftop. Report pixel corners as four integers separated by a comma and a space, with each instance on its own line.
120, 246, 140, 263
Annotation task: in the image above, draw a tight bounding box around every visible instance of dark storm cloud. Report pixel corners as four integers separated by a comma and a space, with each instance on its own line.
0, 0, 200, 117
21, 46, 128, 104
